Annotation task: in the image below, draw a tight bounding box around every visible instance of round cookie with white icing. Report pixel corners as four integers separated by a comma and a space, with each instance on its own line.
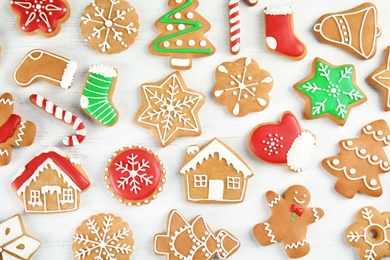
80, 0, 139, 54
105, 146, 166, 206
322, 119, 390, 198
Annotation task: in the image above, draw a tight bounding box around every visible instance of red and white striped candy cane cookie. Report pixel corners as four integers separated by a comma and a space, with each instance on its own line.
29, 94, 86, 146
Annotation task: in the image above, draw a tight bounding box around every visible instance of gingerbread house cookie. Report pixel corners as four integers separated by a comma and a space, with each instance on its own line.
11, 147, 90, 213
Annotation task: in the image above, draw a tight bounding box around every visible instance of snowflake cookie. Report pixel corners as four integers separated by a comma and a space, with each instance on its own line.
105, 146, 166, 206
135, 71, 205, 147
346, 207, 390, 260
80, 0, 139, 54
213, 57, 273, 117
10, 0, 70, 37
73, 213, 134, 260
293, 58, 366, 126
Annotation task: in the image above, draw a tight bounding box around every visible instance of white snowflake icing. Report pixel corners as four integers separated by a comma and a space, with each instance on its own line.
73, 214, 132, 260
81, 0, 137, 53
115, 153, 153, 194
261, 133, 284, 156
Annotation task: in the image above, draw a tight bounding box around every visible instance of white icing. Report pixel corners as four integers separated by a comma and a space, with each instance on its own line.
263, 222, 277, 243
14, 121, 27, 146
264, 6, 292, 15
287, 131, 316, 172
180, 139, 253, 178
217, 65, 228, 74
208, 180, 224, 200
186, 12, 194, 19
89, 64, 117, 78
312, 208, 320, 221
170, 58, 191, 67
285, 239, 307, 249
268, 195, 281, 207
187, 145, 200, 154
60, 61, 77, 89
363, 125, 390, 145
266, 37, 277, 50
293, 196, 305, 205
0, 149, 9, 157
0, 98, 14, 105
200, 40, 207, 47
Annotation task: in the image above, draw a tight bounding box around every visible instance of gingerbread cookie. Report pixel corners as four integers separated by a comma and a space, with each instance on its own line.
73, 213, 134, 260
135, 72, 205, 147
180, 138, 253, 203
14, 49, 77, 89
10, 0, 70, 37
293, 57, 366, 126
11, 147, 90, 213
249, 111, 316, 172
149, 0, 215, 70
105, 146, 166, 206
154, 209, 240, 259
213, 57, 273, 116
313, 3, 381, 60
264, 6, 306, 60
0, 214, 41, 259
30, 94, 86, 146
368, 46, 390, 111
80, 64, 119, 127
322, 120, 390, 199
346, 206, 390, 260
80, 0, 139, 54
0, 93, 36, 166
253, 185, 324, 258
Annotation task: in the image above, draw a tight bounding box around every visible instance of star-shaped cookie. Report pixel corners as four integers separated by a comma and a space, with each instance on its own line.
135, 72, 205, 147
293, 58, 366, 126
368, 46, 390, 111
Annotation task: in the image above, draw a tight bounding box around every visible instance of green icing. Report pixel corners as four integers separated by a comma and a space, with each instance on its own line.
153, 0, 213, 54
296, 59, 365, 121
80, 72, 118, 126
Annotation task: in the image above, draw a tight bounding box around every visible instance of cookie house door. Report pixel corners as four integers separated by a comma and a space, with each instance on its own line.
208, 180, 224, 201
42, 186, 61, 212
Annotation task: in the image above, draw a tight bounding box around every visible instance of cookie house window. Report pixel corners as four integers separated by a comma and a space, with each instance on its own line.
60, 188, 74, 205
194, 174, 207, 188
28, 190, 43, 207
227, 177, 240, 190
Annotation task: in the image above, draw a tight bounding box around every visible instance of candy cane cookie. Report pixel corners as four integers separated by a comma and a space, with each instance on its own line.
228, 0, 258, 55
29, 94, 86, 146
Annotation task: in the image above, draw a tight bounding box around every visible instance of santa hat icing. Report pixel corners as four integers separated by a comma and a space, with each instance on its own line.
249, 112, 316, 172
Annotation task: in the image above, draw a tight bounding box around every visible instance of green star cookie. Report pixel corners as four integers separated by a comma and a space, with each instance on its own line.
294, 58, 366, 126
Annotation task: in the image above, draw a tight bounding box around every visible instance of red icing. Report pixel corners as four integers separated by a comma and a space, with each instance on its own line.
290, 204, 304, 217
250, 112, 301, 164
0, 114, 21, 143
11, 150, 90, 191
11, 0, 68, 34
109, 148, 162, 201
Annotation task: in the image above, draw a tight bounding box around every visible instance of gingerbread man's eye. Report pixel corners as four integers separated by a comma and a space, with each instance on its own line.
294, 191, 298, 194
303, 194, 307, 198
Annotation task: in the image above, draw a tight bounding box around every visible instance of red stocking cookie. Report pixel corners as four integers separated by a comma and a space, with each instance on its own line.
253, 185, 324, 258
0, 93, 36, 166
249, 111, 316, 172
322, 119, 390, 198
264, 6, 306, 60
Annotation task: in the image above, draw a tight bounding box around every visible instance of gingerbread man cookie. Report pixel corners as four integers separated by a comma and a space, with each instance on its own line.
0, 93, 36, 166
253, 185, 324, 258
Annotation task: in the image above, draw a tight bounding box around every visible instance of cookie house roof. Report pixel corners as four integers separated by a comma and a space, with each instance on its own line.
179, 139, 253, 178
11, 147, 90, 195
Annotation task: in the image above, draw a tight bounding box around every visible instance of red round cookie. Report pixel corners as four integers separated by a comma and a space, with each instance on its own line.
105, 146, 165, 206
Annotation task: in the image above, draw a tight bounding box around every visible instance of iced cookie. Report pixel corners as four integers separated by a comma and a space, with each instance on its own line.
322, 119, 390, 198
368, 46, 390, 111
11, 147, 90, 213
80, 0, 139, 54
135, 71, 205, 147
293, 57, 366, 126
10, 0, 70, 37
313, 3, 381, 60
346, 207, 390, 260
213, 57, 273, 116
0, 214, 41, 259
14, 49, 77, 89
0, 93, 36, 166
249, 111, 316, 172
180, 138, 253, 203
154, 209, 240, 259
264, 6, 306, 60
80, 64, 119, 127
149, 0, 215, 70
73, 213, 134, 260
253, 185, 324, 258
30, 94, 86, 146
105, 146, 166, 206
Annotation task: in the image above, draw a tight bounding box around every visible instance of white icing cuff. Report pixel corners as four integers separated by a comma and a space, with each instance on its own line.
60, 61, 78, 89
264, 6, 292, 15
287, 131, 316, 172
89, 64, 118, 78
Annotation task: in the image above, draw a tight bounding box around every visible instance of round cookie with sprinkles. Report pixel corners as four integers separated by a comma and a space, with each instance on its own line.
105, 146, 166, 206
